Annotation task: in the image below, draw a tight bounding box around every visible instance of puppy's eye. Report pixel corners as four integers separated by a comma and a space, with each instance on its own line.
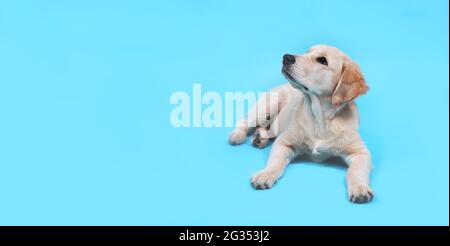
316, 56, 328, 66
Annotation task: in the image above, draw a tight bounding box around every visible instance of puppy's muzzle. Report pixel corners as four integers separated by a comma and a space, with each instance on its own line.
282, 54, 309, 92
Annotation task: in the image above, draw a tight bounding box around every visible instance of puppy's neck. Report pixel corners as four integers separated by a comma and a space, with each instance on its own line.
302, 92, 345, 137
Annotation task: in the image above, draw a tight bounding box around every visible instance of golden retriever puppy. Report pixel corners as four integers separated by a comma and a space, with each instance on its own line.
229, 45, 373, 203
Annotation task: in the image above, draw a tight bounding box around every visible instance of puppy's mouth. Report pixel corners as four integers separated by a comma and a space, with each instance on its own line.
282, 67, 309, 92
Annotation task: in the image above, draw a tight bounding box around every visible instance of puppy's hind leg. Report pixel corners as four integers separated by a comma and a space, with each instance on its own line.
228, 90, 282, 145
228, 119, 252, 145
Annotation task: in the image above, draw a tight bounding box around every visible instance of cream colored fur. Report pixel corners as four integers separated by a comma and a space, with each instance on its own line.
229, 45, 373, 203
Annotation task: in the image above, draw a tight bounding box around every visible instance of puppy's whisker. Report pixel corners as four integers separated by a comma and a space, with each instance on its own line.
291, 67, 305, 75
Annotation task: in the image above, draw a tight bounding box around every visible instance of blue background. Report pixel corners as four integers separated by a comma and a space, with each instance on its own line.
0, 0, 448, 225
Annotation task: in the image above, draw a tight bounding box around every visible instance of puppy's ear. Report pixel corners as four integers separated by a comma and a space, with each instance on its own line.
331, 60, 368, 106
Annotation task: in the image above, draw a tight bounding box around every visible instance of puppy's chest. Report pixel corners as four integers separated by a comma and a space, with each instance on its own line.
301, 137, 332, 161
288, 98, 347, 159
294, 125, 340, 161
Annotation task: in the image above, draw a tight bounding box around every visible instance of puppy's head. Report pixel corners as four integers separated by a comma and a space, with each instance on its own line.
282, 45, 368, 106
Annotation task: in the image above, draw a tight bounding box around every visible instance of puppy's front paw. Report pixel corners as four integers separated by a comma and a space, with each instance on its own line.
228, 129, 247, 145
348, 184, 374, 204
250, 169, 279, 190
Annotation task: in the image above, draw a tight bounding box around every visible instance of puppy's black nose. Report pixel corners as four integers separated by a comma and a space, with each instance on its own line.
283, 54, 295, 66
